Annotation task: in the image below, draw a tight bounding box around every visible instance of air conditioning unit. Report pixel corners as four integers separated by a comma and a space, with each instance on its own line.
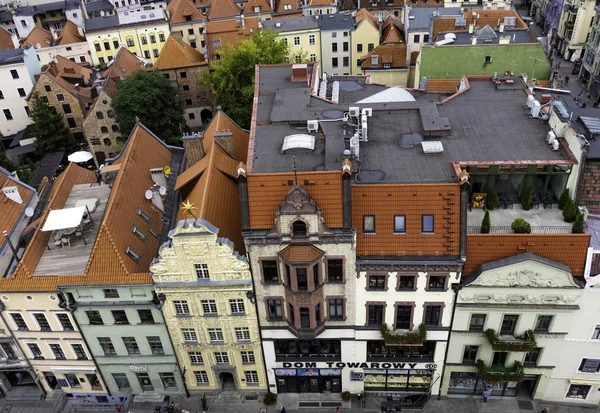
307, 120, 318, 132
349, 107, 359, 117
552, 139, 560, 151
546, 131, 556, 144
362, 108, 372, 117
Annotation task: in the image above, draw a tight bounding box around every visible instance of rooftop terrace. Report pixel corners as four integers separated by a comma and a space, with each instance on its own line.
251, 65, 574, 183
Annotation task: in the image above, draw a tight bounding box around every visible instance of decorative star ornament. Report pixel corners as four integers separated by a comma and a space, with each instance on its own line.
181, 200, 197, 219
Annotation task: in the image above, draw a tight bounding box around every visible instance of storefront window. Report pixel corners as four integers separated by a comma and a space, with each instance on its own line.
159, 373, 177, 389
275, 368, 342, 393
274, 339, 341, 360
364, 369, 433, 392
449, 372, 537, 397
566, 384, 591, 399
367, 341, 435, 361
448, 372, 478, 394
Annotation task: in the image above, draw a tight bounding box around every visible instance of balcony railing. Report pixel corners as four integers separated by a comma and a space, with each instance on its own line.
485, 329, 537, 352
275, 353, 341, 362
381, 324, 427, 345
467, 226, 572, 234
476, 360, 524, 382
367, 353, 434, 362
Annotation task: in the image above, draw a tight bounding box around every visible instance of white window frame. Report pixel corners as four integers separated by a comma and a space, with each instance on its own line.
182, 328, 198, 342
234, 327, 251, 341
294, 36, 300, 46
208, 328, 224, 342
189, 351, 203, 364
47, 342, 66, 360
173, 300, 190, 315
54, 312, 75, 331
214, 352, 229, 364
245, 371, 259, 383
195, 371, 209, 385
25, 342, 44, 359
8, 312, 30, 331
31, 312, 52, 331
241, 351, 255, 364
201, 300, 218, 315
195, 263, 210, 279
564, 383, 592, 400
229, 299, 245, 314
70, 342, 89, 360
591, 324, 600, 339
309, 34, 315, 45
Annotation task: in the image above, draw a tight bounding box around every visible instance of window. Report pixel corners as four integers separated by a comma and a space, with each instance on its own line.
174, 300, 190, 315
424, 34, 429, 42
343, 57, 349, 67
330, 57, 338, 68
567, 384, 591, 399
414, 34, 421, 43
138, 309, 155, 324
208, 328, 224, 342
214, 352, 229, 363
141, 36, 147, 45
98, 338, 116, 356
332, 43, 338, 52
500, 315, 518, 336
147, 336, 164, 355
67, 117, 76, 128
182, 328, 198, 342
294, 36, 300, 46
159, 33, 165, 42
0, 90, 3, 99
201, 300, 217, 315
138, 209, 151, 223
195, 371, 209, 385
524, 348, 541, 366
535, 315, 553, 333
195, 263, 210, 279
394, 215, 406, 233
469, 314, 486, 332
492, 351, 507, 366
395, 305, 412, 329
65, 373, 80, 388
367, 304, 384, 326
235, 327, 251, 341
33, 313, 51, 331
150, 35, 156, 43
398, 276, 415, 291
96, 111, 104, 120
122, 337, 140, 355
592, 324, 600, 339
132, 226, 146, 240
17, 88, 26, 97
368, 43, 374, 52
245, 371, 259, 383
103, 289, 119, 298
343, 42, 348, 52
292, 220, 307, 236
10, 69, 18, 79
11, 313, 28, 330
228, 299, 245, 314
112, 310, 129, 325
190, 41, 197, 48
3, 109, 12, 121
310, 54, 316, 62
112, 40, 119, 49
428, 276, 446, 291
159, 373, 176, 389
103, 41, 111, 50
579, 358, 600, 373
189, 351, 203, 364
87, 374, 101, 390
424, 305, 441, 326
179, 71, 187, 79
188, 112, 195, 120
100, 126, 109, 134
297, 268, 308, 291
49, 343, 66, 359
309, 34, 315, 45
262, 260, 279, 283
267, 299, 283, 321
71, 344, 87, 360
462, 345, 478, 363
363, 215, 375, 233
241, 351, 255, 364
112, 125, 119, 132
153, 49, 159, 58
185, 99, 192, 105
0, 343, 15, 359
126, 38, 135, 47
368, 274, 386, 291
357, 43, 363, 53
113, 373, 130, 391
422, 215, 434, 233
24, 106, 30, 117
254, 5, 260, 12
28, 343, 44, 359
485, 55, 492, 63
325, 259, 343, 283
99, 57, 105, 65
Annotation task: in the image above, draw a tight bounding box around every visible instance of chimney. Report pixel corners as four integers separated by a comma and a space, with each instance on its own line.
182, 132, 205, 166
291, 63, 309, 82
468, 24, 473, 33
77, 25, 85, 37
241, 14, 245, 29
471, 36, 477, 45
50, 27, 58, 41
499, 22, 504, 32
237, 163, 251, 231
214, 130, 236, 158
341, 159, 352, 230
269, 0, 274, 10
2, 186, 23, 204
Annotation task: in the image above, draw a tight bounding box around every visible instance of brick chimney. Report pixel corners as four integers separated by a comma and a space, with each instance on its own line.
341, 159, 352, 230
182, 132, 205, 167
291, 63, 309, 82
214, 130, 236, 159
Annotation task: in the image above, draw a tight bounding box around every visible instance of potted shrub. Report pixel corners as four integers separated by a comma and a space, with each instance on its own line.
486, 191, 499, 210
558, 188, 570, 210
511, 218, 531, 234
481, 210, 491, 234
572, 214, 585, 234
342, 391, 352, 401
520, 185, 533, 210
263, 392, 277, 405
562, 199, 577, 223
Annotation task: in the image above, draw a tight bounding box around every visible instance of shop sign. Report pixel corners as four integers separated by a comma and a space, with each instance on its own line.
350, 372, 364, 381
282, 362, 437, 370
130, 365, 147, 372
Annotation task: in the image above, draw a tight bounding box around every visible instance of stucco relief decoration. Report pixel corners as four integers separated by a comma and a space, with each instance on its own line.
279, 186, 318, 214
460, 292, 578, 305
471, 269, 576, 288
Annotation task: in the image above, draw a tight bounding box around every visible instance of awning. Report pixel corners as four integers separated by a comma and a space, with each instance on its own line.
51, 366, 97, 372
569, 379, 600, 386
41, 206, 86, 232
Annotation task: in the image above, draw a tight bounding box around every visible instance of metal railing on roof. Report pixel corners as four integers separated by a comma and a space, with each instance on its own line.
467, 226, 573, 234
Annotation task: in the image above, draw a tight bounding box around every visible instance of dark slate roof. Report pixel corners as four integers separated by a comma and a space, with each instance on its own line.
85, 0, 115, 13
262, 15, 319, 32
407, 6, 463, 31
319, 12, 354, 30
0, 10, 13, 23
29, 151, 65, 189
0, 48, 25, 66
464, 252, 572, 286
15, 0, 79, 16
85, 15, 120, 31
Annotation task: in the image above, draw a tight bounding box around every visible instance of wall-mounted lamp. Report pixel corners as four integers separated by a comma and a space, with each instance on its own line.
246, 290, 255, 303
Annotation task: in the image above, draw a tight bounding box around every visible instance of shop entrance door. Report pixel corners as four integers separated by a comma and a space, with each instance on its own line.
43, 372, 57, 390
136, 373, 154, 392
520, 376, 539, 399
220, 372, 235, 391
298, 377, 319, 393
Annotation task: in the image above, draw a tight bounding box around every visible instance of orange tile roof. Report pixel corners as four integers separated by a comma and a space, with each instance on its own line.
21, 26, 52, 49
247, 171, 343, 229
0, 173, 35, 246
426, 79, 460, 92
56, 21, 85, 45
0, 27, 14, 50
207, 0, 240, 19
465, 234, 590, 277
205, 17, 260, 60
361, 43, 407, 69
279, 245, 324, 263
102, 47, 145, 80
353, 183, 461, 257
308, 0, 332, 6
275, 0, 301, 13
47, 55, 93, 85
355, 8, 378, 30
243, 0, 272, 14
382, 23, 402, 44
168, 0, 205, 23
154, 34, 206, 70
175, 111, 249, 253
433, 8, 527, 40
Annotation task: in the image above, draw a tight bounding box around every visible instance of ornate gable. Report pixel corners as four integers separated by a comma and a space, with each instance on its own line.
278, 185, 319, 215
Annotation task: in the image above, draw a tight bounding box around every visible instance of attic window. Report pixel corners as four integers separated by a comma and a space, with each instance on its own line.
125, 246, 141, 263
384, 62, 391, 68
212, 39, 222, 46
185, 15, 192, 21
149, 228, 159, 238
485, 55, 492, 63
254, 6, 260, 12
371, 55, 379, 66
132, 226, 146, 241
138, 208, 151, 223
292, 220, 307, 237
284, 4, 291, 9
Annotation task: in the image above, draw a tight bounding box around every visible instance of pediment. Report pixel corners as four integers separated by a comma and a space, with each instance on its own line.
278, 185, 319, 215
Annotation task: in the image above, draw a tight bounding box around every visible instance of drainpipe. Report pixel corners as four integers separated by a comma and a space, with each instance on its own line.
574, 144, 588, 207
437, 282, 462, 401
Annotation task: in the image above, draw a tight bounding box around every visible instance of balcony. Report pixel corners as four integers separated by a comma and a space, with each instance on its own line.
275, 353, 341, 362
467, 205, 572, 234
485, 329, 537, 352
381, 324, 427, 345
476, 360, 524, 382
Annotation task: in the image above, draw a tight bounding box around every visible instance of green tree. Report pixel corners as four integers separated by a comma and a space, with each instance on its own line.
558, 188, 570, 210
511, 218, 531, 234
572, 214, 585, 234
562, 199, 578, 223
520, 185, 533, 210
203, 30, 289, 128
481, 210, 491, 234
486, 191, 499, 210
112, 70, 185, 142
29, 92, 73, 156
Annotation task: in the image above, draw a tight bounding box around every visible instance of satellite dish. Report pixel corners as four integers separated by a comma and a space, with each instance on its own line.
144, 189, 153, 200
100, 10, 105, 16
159, 186, 167, 196
163, 165, 171, 175
35, 42, 41, 49
25, 207, 34, 217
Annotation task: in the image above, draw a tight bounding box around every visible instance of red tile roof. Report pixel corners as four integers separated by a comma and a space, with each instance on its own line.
168, 0, 205, 23
154, 33, 206, 70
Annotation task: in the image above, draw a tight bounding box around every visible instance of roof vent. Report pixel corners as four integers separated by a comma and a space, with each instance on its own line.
421, 141, 444, 154
282, 134, 316, 153
2, 186, 23, 204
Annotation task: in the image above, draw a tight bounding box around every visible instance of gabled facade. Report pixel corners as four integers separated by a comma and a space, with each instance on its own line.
21, 20, 90, 66
167, 0, 207, 54
351, 9, 380, 75
319, 13, 354, 75
262, 16, 321, 66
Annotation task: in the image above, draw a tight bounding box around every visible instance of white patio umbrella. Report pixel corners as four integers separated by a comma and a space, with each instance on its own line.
68, 150, 93, 163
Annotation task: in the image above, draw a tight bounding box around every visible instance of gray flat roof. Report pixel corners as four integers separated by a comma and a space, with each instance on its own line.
16, 0, 79, 16
85, 15, 120, 30
251, 66, 572, 183
85, 0, 115, 13
263, 15, 319, 32
0, 48, 24, 66
407, 6, 463, 31
438, 28, 533, 45
319, 12, 354, 30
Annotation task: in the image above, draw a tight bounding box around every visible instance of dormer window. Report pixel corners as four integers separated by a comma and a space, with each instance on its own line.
292, 220, 307, 237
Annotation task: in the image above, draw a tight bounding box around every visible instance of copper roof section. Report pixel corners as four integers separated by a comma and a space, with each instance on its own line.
175, 111, 249, 253
0, 28, 15, 50
382, 23, 403, 44
279, 244, 324, 263
102, 47, 145, 80
426, 79, 460, 92
465, 234, 590, 277
355, 8, 377, 29
21, 26, 52, 49
47, 55, 93, 85
154, 34, 206, 70
56, 21, 85, 45
167, 0, 205, 23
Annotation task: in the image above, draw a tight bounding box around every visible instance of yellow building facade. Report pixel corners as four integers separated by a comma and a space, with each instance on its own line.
150, 219, 267, 394
351, 12, 380, 75
263, 17, 321, 65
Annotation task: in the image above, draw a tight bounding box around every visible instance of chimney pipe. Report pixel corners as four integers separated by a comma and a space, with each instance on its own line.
468, 24, 473, 33
499, 22, 504, 32
241, 14, 245, 29
341, 160, 352, 231
237, 163, 251, 231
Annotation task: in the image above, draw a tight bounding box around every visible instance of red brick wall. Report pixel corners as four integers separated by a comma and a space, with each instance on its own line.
578, 160, 600, 214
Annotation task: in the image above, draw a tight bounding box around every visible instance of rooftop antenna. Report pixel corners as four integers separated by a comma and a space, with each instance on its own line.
293, 156, 298, 186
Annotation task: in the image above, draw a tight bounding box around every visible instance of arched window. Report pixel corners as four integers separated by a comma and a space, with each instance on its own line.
111, 124, 119, 132
100, 126, 108, 133
292, 220, 307, 237
103, 138, 112, 146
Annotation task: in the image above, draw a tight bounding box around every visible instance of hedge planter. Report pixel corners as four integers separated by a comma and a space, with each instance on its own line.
485, 329, 537, 352
476, 360, 525, 383
381, 323, 427, 345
